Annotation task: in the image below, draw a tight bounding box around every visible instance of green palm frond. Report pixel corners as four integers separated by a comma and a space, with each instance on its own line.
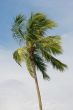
13, 47, 25, 66
12, 14, 26, 42
26, 13, 56, 39
13, 47, 35, 78
33, 53, 50, 80
36, 35, 62, 55
24, 53, 35, 78
41, 50, 67, 71
28, 13, 56, 29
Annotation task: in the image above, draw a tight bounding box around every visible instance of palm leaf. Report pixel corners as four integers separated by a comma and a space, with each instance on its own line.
33, 53, 50, 80
24, 52, 35, 78
13, 47, 35, 78
41, 50, 67, 71
26, 13, 56, 40
36, 35, 62, 55
11, 14, 26, 42
13, 48, 25, 66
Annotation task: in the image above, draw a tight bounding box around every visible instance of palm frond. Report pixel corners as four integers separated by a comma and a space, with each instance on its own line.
11, 14, 26, 42
41, 50, 67, 71
24, 53, 35, 78
33, 53, 50, 80
13, 47, 35, 78
36, 35, 62, 55
26, 13, 56, 39
13, 48, 25, 66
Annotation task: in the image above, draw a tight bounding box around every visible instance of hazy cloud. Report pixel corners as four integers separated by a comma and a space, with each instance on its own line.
0, 35, 73, 110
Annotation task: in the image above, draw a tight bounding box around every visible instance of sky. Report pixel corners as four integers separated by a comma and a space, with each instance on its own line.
0, 0, 73, 110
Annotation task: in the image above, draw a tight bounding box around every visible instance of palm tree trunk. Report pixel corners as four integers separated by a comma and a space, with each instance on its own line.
34, 72, 43, 110
30, 50, 43, 110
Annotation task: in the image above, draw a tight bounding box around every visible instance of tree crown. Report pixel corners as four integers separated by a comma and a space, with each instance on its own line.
12, 12, 67, 80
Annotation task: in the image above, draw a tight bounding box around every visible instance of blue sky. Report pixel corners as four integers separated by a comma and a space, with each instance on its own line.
0, 0, 73, 110
0, 0, 73, 49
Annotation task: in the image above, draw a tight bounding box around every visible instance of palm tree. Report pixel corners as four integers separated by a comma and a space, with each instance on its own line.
11, 13, 67, 110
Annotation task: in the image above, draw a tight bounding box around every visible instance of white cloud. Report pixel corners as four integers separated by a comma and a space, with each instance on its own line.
0, 42, 73, 110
